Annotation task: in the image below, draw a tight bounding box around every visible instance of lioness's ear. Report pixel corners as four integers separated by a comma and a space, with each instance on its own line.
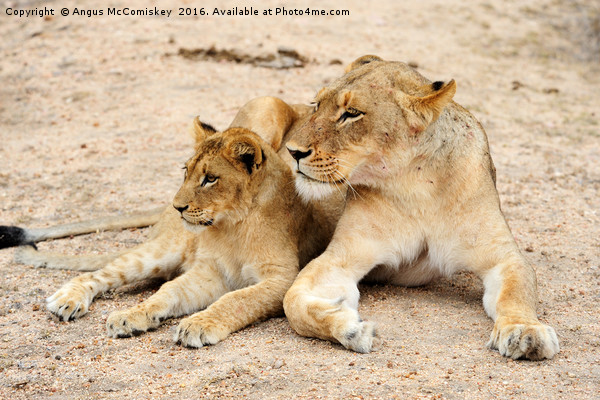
402, 79, 457, 134
344, 55, 383, 73
192, 117, 217, 148
226, 134, 264, 174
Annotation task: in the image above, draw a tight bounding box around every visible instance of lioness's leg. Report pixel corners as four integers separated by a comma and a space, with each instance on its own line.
46, 239, 186, 321
175, 264, 297, 347
481, 256, 559, 360
284, 201, 418, 353
462, 212, 559, 360
106, 261, 228, 337
283, 255, 377, 353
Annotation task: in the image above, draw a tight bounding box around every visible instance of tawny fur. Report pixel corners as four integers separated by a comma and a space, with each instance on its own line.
32, 97, 344, 347
283, 56, 559, 360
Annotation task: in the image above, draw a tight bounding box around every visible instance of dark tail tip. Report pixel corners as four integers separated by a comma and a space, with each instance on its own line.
0, 226, 29, 250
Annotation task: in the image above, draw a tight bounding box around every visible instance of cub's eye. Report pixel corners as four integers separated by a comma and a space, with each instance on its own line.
338, 108, 364, 123
311, 101, 319, 112
201, 175, 218, 187
182, 166, 188, 180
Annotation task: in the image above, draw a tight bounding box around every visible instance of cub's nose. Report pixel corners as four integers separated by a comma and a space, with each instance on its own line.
287, 145, 313, 161
173, 204, 189, 213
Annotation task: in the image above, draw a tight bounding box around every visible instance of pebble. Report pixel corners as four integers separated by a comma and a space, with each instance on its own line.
17, 361, 37, 370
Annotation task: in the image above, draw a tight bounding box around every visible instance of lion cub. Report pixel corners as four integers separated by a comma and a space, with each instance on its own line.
16, 98, 342, 347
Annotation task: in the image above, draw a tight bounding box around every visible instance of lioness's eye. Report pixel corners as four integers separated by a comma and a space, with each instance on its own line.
182, 166, 188, 180
201, 175, 218, 186
339, 108, 364, 123
311, 102, 319, 112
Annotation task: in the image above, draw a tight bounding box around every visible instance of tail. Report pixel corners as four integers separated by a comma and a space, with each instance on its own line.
14, 246, 126, 271
0, 226, 35, 249
0, 206, 165, 250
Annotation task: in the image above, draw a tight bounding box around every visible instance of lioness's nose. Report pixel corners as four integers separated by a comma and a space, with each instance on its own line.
173, 204, 189, 213
287, 146, 312, 161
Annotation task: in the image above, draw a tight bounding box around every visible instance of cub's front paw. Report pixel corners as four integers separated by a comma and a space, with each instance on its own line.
488, 318, 559, 360
46, 289, 90, 321
174, 314, 229, 348
106, 309, 157, 338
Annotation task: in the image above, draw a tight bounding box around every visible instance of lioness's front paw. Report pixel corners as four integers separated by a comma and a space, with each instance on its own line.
337, 319, 378, 354
325, 301, 378, 353
46, 289, 90, 321
174, 314, 229, 348
106, 309, 157, 338
488, 318, 559, 360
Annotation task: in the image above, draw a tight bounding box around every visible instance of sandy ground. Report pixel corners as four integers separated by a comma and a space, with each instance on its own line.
1, 0, 599, 398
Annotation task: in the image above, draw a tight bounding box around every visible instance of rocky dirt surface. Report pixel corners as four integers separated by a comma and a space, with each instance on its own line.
1, 0, 599, 398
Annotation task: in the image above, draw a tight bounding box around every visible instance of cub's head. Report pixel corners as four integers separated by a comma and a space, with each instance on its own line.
286, 55, 456, 200
172, 119, 268, 231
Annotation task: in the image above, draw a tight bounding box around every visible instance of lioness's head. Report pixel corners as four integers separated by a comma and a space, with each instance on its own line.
172, 119, 269, 231
286, 55, 456, 200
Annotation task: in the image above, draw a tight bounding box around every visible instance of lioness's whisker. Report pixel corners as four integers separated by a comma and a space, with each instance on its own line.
325, 170, 347, 199
333, 170, 363, 200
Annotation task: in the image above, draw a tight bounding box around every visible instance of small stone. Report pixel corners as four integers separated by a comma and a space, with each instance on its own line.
17, 361, 36, 370
13, 381, 29, 389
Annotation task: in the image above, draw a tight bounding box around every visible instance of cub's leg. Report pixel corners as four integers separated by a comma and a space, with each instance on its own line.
480, 255, 559, 360
46, 239, 186, 321
15, 245, 126, 271
175, 263, 297, 348
106, 261, 228, 338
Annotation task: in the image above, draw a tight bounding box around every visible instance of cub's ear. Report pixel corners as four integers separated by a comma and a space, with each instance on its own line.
344, 55, 383, 73
226, 132, 264, 174
192, 117, 217, 148
400, 79, 456, 134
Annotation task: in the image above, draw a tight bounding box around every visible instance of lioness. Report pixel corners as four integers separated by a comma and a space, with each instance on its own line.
6, 98, 343, 347
283, 55, 559, 360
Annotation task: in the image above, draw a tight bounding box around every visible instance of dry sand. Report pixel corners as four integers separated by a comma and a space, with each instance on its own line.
1, 0, 599, 398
